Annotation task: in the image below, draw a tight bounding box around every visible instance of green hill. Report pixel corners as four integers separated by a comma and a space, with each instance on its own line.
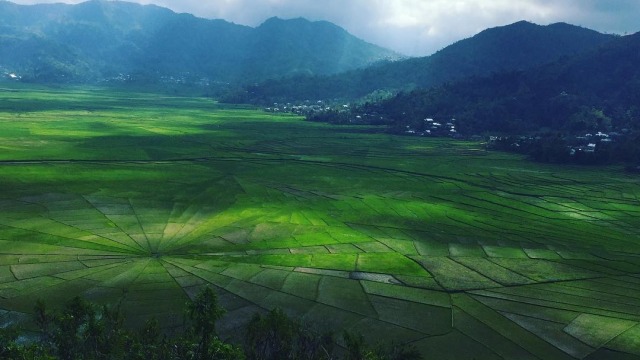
0, 0, 400, 84
377, 31, 640, 134
225, 21, 616, 104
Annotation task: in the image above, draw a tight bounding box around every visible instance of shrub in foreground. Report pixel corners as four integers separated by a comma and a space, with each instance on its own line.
0, 288, 421, 360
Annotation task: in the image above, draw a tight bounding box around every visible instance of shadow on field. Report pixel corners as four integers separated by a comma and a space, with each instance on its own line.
199, 121, 388, 135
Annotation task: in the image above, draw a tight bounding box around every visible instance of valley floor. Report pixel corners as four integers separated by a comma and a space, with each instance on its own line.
1, 86, 639, 359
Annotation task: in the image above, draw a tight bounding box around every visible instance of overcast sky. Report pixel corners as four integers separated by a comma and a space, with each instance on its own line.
8, 0, 640, 56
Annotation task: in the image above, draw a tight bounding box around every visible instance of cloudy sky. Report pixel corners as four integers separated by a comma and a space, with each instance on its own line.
9, 0, 640, 56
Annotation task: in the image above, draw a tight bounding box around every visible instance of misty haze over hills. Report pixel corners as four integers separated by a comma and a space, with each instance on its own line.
227, 21, 618, 103
0, 0, 400, 84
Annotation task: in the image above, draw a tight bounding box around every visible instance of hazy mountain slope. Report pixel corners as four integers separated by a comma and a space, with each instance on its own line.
141, 14, 254, 81
378, 31, 640, 134
242, 17, 397, 79
226, 21, 617, 103
0, 0, 400, 83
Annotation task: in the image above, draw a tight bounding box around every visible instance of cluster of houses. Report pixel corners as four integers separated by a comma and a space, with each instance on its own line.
158, 74, 212, 87
405, 118, 458, 137
569, 131, 618, 155
101, 73, 212, 87
160, 75, 189, 85
266, 102, 393, 125
265, 101, 333, 115
488, 130, 626, 156
103, 73, 134, 83
1, 68, 21, 81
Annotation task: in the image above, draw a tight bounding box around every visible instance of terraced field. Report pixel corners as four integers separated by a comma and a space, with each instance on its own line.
1, 86, 640, 359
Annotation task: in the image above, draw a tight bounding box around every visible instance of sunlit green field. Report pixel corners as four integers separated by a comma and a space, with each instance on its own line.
1, 85, 640, 359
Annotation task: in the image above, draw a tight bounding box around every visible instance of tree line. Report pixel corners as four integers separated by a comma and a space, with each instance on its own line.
0, 288, 421, 360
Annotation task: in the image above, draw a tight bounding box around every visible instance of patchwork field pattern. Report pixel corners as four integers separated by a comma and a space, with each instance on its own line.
1, 86, 640, 359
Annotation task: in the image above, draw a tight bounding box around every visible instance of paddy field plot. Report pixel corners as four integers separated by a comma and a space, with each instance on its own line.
1, 86, 640, 358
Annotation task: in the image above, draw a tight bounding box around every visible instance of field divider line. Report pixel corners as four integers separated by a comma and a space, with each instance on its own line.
460, 194, 566, 221
80, 195, 152, 254
588, 277, 640, 292
413, 259, 640, 296
0, 225, 139, 256
442, 213, 493, 235
520, 281, 640, 310
472, 218, 551, 241
114, 259, 153, 303
558, 280, 640, 303
1, 155, 602, 202
0, 157, 250, 166
52, 261, 134, 281
355, 269, 381, 319
444, 257, 500, 282
451, 296, 562, 360
8, 266, 19, 282
479, 282, 640, 314
478, 257, 540, 284
76, 259, 136, 272
0, 218, 142, 254
588, 250, 640, 270
157, 203, 189, 254
164, 258, 435, 336
469, 289, 640, 322
0, 277, 68, 300
155, 206, 205, 253
547, 259, 626, 277
45, 216, 149, 255
159, 260, 197, 301
404, 257, 448, 291
128, 199, 154, 254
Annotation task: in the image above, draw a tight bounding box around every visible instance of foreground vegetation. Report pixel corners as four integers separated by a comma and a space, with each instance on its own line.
1, 85, 640, 359
1, 288, 418, 360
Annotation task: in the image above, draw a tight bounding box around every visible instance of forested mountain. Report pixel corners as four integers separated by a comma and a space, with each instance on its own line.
223, 21, 616, 104
300, 31, 639, 166
375, 30, 640, 135
0, 0, 399, 84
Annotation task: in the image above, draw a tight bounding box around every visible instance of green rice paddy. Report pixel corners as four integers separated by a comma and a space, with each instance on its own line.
1, 86, 640, 358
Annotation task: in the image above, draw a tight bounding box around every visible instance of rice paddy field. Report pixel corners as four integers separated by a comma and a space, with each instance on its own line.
1, 85, 640, 359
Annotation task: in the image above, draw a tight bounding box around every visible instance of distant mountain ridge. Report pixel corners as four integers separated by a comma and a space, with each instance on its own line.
382, 29, 640, 134
318, 30, 640, 137
0, 0, 400, 84
226, 21, 617, 103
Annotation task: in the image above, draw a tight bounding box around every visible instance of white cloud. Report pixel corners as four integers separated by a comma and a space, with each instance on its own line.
7, 0, 640, 55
